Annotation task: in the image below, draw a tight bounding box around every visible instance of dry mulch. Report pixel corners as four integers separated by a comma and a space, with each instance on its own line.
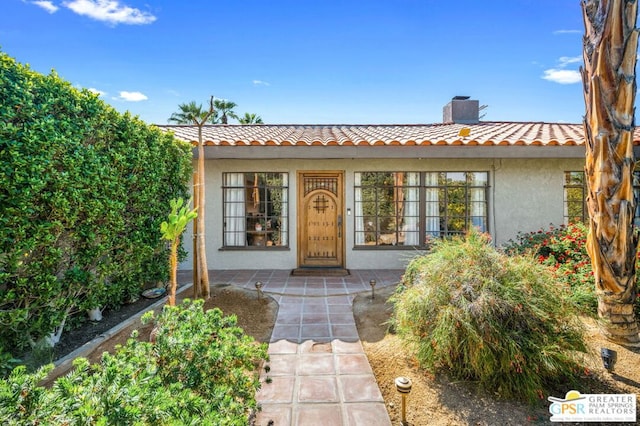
44, 284, 277, 385
44, 280, 640, 425
353, 285, 640, 425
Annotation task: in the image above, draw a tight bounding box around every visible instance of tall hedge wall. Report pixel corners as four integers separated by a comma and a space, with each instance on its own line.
0, 51, 192, 356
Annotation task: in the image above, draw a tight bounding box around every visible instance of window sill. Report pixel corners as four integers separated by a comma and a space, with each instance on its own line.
219, 246, 290, 251
353, 245, 425, 250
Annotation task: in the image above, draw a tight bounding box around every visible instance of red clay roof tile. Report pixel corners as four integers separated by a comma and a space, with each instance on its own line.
156, 122, 640, 147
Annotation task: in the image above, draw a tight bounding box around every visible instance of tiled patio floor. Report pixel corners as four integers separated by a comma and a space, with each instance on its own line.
203, 269, 403, 426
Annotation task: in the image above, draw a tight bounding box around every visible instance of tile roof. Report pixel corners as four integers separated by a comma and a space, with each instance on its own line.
156, 122, 640, 147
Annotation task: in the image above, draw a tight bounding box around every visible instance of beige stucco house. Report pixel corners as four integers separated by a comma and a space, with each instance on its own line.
158, 97, 640, 271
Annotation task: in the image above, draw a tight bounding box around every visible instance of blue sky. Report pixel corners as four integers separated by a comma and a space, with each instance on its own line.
2, 0, 586, 125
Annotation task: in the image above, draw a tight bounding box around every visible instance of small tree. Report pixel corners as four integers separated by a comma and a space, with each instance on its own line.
168, 98, 215, 300
160, 198, 197, 306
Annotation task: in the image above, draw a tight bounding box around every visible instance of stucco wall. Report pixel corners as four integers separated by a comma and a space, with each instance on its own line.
492, 158, 585, 245
179, 156, 586, 271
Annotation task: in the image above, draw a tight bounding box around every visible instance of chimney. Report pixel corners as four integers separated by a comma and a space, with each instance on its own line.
443, 96, 480, 124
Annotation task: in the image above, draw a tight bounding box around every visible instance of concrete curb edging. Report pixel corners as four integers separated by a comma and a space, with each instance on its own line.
47, 283, 193, 380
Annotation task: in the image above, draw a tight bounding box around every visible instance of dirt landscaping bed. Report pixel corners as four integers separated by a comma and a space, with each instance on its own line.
43, 281, 640, 425
353, 285, 640, 425
44, 284, 277, 385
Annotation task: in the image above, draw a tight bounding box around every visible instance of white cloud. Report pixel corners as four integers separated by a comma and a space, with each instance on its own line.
32, 1, 59, 13
118, 91, 148, 101
88, 87, 106, 96
558, 56, 582, 67
542, 69, 582, 84
553, 29, 581, 35
252, 79, 270, 86
63, 0, 156, 25
542, 56, 582, 84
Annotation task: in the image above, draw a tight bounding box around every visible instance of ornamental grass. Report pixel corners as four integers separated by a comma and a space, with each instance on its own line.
391, 229, 586, 403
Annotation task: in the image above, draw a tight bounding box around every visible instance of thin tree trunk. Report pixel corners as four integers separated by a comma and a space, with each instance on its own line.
195, 125, 210, 299
169, 240, 178, 306
582, 0, 640, 345
192, 165, 199, 296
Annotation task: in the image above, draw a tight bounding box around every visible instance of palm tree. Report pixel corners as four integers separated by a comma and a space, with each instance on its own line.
213, 99, 238, 124
582, 0, 639, 345
168, 101, 218, 124
238, 112, 264, 124
167, 98, 215, 300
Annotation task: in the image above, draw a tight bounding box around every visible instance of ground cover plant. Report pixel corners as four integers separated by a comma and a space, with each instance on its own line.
0, 299, 268, 425
391, 229, 587, 403
0, 50, 192, 369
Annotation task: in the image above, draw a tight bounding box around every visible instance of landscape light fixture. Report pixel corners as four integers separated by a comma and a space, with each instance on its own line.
369, 279, 376, 300
395, 376, 412, 426
255, 281, 264, 298
601, 347, 615, 371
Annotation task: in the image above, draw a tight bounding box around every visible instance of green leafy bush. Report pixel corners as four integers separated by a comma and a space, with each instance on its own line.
392, 229, 586, 403
145, 299, 268, 418
0, 351, 20, 379
0, 300, 268, 424
0, 50, 192, 360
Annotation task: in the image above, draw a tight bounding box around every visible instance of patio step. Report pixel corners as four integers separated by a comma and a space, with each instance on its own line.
290, 268, 350, 277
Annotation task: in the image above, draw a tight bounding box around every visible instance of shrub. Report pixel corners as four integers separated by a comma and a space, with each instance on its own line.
0, 50, 192, 361
144, 299, 268, 418
502, 223, 640, 317
391, 229, 586, 403
0, 351, 20, 379
0, 300, 268, 424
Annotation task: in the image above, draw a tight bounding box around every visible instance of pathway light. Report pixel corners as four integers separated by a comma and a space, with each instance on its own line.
395, 376, 412, 425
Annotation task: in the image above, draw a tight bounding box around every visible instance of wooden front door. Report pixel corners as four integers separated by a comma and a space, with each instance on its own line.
298, 172, 344, 268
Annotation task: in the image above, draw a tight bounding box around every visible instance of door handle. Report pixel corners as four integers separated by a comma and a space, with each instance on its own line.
337, 214, 342, 238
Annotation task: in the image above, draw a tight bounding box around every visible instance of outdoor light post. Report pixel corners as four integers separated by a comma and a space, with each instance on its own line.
370, 279, 376, 300
395, 376, 412, 425
255, 281, 263, 298
601, 347, 615, 372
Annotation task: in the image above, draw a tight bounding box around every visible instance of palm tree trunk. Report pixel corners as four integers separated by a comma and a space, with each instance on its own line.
582, 0, 640, 345
192, 164, 199, 296
195, 125, 210, 299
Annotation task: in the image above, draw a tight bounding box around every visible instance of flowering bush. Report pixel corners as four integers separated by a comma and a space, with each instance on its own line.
502, 223, 640, 316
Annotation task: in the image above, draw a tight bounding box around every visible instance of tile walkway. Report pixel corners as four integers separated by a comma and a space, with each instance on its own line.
205, 269, 403, 426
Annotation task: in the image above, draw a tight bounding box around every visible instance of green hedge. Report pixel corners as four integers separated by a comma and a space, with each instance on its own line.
0, 51, 192, 358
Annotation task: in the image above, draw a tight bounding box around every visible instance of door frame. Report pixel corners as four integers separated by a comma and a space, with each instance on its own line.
296, 170, 345, 268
